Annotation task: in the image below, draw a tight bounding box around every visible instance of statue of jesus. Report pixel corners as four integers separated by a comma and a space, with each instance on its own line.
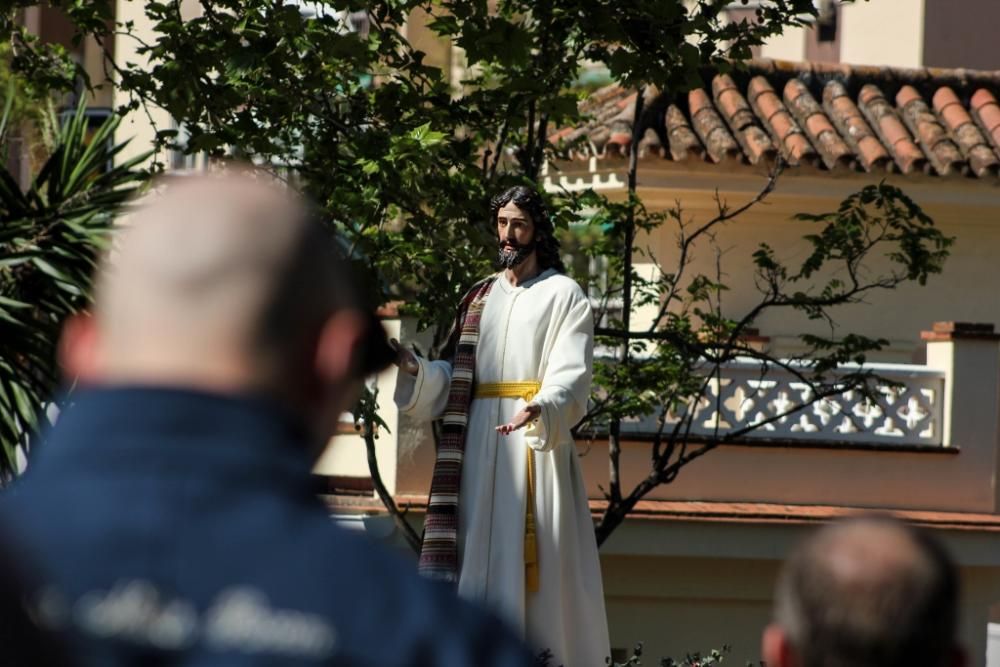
394, 185, 610, 666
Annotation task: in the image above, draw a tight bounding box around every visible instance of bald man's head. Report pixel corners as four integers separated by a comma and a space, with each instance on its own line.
765, 516, 961, 667
65, 168, 387, 436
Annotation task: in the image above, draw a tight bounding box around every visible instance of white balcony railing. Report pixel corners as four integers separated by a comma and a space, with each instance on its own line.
618, 359, 946, 447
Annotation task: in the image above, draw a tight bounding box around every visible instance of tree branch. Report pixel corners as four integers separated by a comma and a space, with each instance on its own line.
362, 419, 422, 553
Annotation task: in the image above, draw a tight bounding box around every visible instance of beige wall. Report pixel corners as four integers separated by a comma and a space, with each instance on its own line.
346, 500, 1000, 665
112, 0, 205, 168
603, 553, 775, 663
315, 319, 403, 491
759, 25, 807, 62
633, 164, 1000, 363
838, 0, 925, 67
599, 519, 1000, 666
405, 7, 452, 75
752, 0, 1000, 71
576, 330, 1000, 515
750, 0, 931, 68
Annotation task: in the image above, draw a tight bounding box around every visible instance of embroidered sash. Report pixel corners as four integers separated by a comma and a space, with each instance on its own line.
417, 277, 495, 583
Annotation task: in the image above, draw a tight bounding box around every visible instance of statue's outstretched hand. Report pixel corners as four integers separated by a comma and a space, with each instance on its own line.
496, 404, 541, 435
389, 338, 419, 376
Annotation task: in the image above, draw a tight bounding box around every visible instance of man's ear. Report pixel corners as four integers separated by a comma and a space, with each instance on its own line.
761, 624, 797, 667
314, 310, 367, 386
59, 313, 101, 384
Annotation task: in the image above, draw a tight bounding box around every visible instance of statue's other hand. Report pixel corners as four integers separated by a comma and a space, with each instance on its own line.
389, 338, 419, 376
496, 404, 541, 435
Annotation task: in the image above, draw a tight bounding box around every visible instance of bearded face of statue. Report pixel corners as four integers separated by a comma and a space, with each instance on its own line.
496, 202, 537, 269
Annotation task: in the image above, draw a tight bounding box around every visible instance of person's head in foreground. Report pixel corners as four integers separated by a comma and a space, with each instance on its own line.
763, 515, 964, 667
61, 167, 392, 453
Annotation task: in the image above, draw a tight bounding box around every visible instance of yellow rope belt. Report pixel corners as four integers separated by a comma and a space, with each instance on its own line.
474, 381, 542, 402
474, 381, 541, 593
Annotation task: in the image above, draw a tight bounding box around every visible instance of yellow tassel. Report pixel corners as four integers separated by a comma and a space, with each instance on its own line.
525, 445, 539, 593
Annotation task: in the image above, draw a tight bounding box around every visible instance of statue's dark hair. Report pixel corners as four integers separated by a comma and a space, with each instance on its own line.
489, 186, 565, 273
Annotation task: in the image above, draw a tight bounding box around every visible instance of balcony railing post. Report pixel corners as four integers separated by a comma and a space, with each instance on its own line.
922, 322, 1000, 450
922, 322, 1000, 512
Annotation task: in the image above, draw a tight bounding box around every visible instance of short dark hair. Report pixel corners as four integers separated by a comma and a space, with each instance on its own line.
489, 186, 565, 273
774, 516, 959, 667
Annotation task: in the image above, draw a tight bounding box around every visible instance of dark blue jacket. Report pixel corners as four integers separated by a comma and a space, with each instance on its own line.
2, 387, 533, 667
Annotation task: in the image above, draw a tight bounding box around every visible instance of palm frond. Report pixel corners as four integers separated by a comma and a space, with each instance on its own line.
0, 103, 150, 481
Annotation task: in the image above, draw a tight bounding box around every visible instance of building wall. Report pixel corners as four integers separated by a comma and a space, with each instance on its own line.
602, 554, 776, 664
840, 0, 924, 67
315, 320, 403, 490
356, 502, 1000, 666
756, 0, 1000, 71
759, 24, 808, 62
598, 519, 1000, 667
922, 0, 1000, 70
635, 165, 1000, 363
112, 0, 205, 168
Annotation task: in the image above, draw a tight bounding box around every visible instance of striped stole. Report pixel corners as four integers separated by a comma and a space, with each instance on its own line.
417, 277, 496, 583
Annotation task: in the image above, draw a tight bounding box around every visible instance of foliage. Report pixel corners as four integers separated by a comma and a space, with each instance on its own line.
536, 642, 743, 666
0, 97, 148, 477
0, 0, 953, 545
0, 0, 821, 343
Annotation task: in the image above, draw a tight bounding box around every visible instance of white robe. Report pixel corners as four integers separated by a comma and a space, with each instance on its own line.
396, 268, 610, 667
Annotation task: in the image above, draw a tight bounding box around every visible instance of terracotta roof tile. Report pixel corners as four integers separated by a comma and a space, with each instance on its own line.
822, 81, 891, 172
548, 126, 575, 143
550, 60, 1000, 181
665, 104, 706, 161
603, 96, 637, 158
637, 127, 665, 159
970, 88, 1000, 157
747, 76, 817, 166
896, 85, 966, 176
588, 125, 611, 153
857, 84, 928, 174
784, 78, 854, 170
586, 84, 629, 108
932, 87, 999, 177
689, 88, 740, 163
550, 60, 1000, 182
712, 74, 776, 165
